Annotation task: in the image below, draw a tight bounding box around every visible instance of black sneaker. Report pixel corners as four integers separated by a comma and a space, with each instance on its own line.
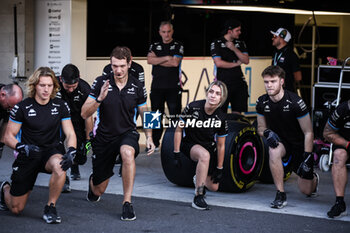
62, 175, 71, 193
121, 202, 136, 221
327, 201, 347, 218
43, 203, 61, 224
70, 164, 81, 180
86, 174, 100, 202
270, 191, 287, 209
192, 195, 210, 210
307, 173, 319, 198
0, 181, 10, 211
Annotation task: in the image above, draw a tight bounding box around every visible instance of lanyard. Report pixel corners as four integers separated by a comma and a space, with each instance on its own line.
273, 52, 283, 66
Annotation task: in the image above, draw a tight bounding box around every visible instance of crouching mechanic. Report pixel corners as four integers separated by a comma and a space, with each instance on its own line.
256, 65, 318, 209
81, 46, 155, 221
57, 64, 93, 193
173, 81, 228, 210
0, 83, 23, 159
0, 67, 77, 224
323, 100, 350, 218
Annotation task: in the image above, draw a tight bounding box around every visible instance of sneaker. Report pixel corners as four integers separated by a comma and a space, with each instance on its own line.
43, 203, 61, 224
192, 175, 206, 197
121, 202, 136, 221
327, 201, 347, 218
192, 195, 210, 210
270, 190, 287, 209
62, 175, 71, 193
70, 164, 81, 180
0, 181, 10, 211
307, 173, 319, 198
154, 147, 160, 152
86, 174, 100, 202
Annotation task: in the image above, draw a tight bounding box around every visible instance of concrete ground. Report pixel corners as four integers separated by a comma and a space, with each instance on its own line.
0, 145, 350, 232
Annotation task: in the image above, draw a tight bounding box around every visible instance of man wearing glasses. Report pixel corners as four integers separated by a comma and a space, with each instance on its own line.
271, 28, 302, 93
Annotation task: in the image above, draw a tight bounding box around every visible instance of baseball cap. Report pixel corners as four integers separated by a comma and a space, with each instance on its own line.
61, 64, 79, 84
270, 28, 291, 42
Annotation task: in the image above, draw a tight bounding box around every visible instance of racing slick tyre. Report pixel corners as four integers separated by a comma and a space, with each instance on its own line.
218, 120, 264, 192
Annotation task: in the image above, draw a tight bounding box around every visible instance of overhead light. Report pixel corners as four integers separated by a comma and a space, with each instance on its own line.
170, 4, 350, 15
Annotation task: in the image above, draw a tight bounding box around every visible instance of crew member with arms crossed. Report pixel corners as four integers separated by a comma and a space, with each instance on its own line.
147, 21, 184, 150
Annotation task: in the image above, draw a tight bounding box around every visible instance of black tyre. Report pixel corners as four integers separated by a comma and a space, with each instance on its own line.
219, 120, 264, 192
160, 127, 196, 187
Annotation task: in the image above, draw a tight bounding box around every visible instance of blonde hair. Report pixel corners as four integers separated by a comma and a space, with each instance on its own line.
26, 67, 59, 99
206, 80, 228, 108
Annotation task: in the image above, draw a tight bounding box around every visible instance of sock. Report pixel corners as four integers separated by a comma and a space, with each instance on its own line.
336, 196, 344, 204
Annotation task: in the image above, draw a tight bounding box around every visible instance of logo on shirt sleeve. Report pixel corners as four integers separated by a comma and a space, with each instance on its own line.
143, 110, 161, 129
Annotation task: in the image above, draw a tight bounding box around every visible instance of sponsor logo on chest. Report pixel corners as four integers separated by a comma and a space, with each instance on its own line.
51, 107, 59, 115
127, 87, 135, 95
28, 109, 36, 117
283, 104, 290, 112
264, 105, 270, 112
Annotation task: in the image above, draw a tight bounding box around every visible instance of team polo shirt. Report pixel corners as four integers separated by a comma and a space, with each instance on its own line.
327, 100, 350, 140
272, 45, 301, 92
180, 100, 228, 148
148, 40, 184, 89
0, 84, 9, 123
57, 78, 91, 135
102, 62, 145, 85
256, 90, 309, 147
89, 73, 147, 142
210, 37, 248, 85
9, 97, 71, 149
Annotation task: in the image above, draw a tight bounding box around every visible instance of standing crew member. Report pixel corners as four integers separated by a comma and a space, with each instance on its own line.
81, 46, 155, 221
210, 18, 249, 114
147, 21, 184, 150
0, 67, 76, 224
174, 81, 228, 210
57, 64, 93, 193
256, 65, 318, 209
323, 100, 350, 218
271, 28, 302, 93
0, 83, 23, 159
